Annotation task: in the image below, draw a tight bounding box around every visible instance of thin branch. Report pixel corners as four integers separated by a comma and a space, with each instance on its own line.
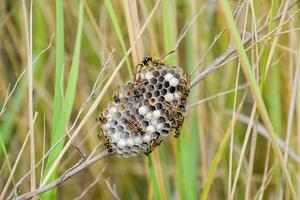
190, 29, 225, 76
15, 150, 110, 200
32, 33, 55, 64
187, 83, 248, 109
0, 70, 25, 117
227, 110, 300, 164
104, 178, 121, 200
74, 166, 107, 200
0, 113, 38, 200
163, 2, 211, 61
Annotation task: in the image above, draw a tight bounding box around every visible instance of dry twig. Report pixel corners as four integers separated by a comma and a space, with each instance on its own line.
14, 150, 110, 200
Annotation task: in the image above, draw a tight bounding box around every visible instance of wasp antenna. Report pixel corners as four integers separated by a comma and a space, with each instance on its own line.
163, 49, 176, 61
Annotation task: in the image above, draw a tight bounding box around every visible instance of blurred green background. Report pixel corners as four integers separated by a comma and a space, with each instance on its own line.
0, 0, 300, 199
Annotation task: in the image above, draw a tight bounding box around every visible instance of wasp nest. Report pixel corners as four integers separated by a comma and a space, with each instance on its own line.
98, 56, 190, 158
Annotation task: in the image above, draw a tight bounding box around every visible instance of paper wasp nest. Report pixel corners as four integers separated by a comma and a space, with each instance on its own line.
98, 57, 190, 158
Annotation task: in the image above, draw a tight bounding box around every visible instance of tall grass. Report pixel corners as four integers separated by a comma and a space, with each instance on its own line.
0, 0, 300, 199
42, 0, 83, 199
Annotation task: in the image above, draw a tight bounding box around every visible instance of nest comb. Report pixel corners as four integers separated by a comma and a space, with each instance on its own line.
98, 56, 190, 158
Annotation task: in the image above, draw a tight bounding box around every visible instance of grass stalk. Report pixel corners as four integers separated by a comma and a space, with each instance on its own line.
218, 0, 297, 198
42, 0, 83, 198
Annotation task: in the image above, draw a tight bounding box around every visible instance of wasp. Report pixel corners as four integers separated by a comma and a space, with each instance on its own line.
177, 84, 190, 97
98, 112, 107, 124
177, 73, 191, 97
112, 86, 121, 103
163, 101, 181, 119
136, 56, 152, 73
151, 58, 165, 66
143, 56, 153, 66
124, 117, 143, 136
173, 128, 180, 138
132, 84, 146, 98
136, 56, 164, 73
98, 133, 114, 153
144, 138, 162, 156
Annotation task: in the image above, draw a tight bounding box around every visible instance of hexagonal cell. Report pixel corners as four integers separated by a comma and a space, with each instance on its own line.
123, 111, 131, 118
112, 120, 118, 126
164, 122, 171, 129
175, 67, 183, 74
155, 102, 163, 110
123, 131, 130, 139
117, 125, 124, 132
158, 116, 166, 123
180, 98, 187, 105
171, 99, 178, 105
158, 96, 165, 103
124, 90, 131, 97
142, 120, 149, 127
160, 89, 167, 95
163, 81, 170, 88
149, 98, 156, 106
174, 73, 180, 79
108, 127, 116, 134
153, 131, 160, 138
141, 143, 149, 148
142, 79, 149, 86
161, 129, 169, 135
161, 69, 167, 76
123, 146, 131, 152
144, 92, 152, 99
127, 82, 134, 89
127, 103, 133, 109
128, 96, 136, 102
121, 118, 129, 125
156, 65, 163, 70
153, 90, 160, 97
168, 86, 176, 93
132, 145, 141, 152
114, 112, 121, 119
137, 114, 144, 120
122, 152, 130, 158
155, 83, 163, 90
130, 152, 138, 157
116, 148, 123, 155
132, 108, 139, 115
137, 95, 144, 101
153, 70, 160, 77
169, 69, 176, 74
158, 76, 164, 82
179, 105, 186, 112
146, 84, 154, 91
149, 105, 156, 111
150, 78, 158, 84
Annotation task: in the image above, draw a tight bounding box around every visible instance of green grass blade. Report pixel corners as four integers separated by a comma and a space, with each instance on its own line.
104, 0, 133, 77
218, 0, 297, 198
148, 156, 161, 200
162, 0, 177, 65
41, 0, 65, 197
41, 0, 84, 198
176, 12, 199, 199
